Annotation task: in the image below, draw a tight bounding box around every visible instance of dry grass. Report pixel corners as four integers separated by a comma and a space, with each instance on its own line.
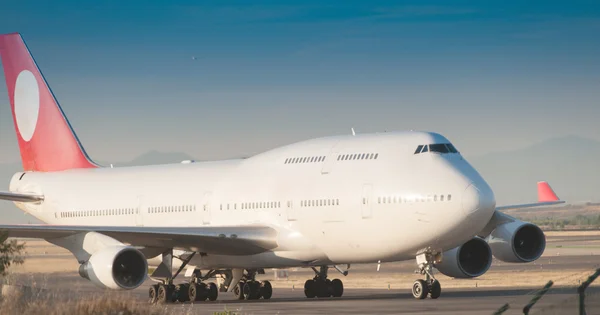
0, 288, 184, 315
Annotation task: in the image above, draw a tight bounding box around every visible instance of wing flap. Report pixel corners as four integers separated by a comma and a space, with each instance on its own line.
0, 191, 44, 203
0, 225, 278, 256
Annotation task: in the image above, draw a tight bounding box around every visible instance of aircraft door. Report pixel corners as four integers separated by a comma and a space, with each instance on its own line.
286, 200, 296, 221
361, 184, 373, 219
321, 142, 341, 175
136, 196, 145, 226
202, 192, 212, 225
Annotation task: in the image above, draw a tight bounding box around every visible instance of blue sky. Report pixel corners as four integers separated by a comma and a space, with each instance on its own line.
0, 1, 599, 163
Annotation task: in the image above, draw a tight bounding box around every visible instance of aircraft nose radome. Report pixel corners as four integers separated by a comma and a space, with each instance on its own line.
462, 183, 495, 216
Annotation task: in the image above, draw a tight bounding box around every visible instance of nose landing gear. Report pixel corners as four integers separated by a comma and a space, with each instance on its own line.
412, 251, 442, 299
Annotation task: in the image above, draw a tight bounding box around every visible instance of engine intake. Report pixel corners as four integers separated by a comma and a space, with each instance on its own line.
79, 246, 147, 290
487, 221, 545, 263
435, 237, 492, 278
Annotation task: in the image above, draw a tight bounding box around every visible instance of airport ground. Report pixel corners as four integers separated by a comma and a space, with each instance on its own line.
3, 231, 600, 314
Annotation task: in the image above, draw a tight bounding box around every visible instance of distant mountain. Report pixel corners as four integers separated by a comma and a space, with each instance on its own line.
469, 135, 600, 204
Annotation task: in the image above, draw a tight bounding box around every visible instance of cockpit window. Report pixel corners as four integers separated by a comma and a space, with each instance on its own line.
414, 145, 423, 154
429, 144, 449, 153
414, 143, 459, 155
446, 143, 458, 153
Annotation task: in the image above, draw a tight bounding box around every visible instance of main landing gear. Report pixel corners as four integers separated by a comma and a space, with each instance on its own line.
412, 252, 442, 300
304, 266, 345, 298
232, 269, 273, 301
148, 250, 219, 304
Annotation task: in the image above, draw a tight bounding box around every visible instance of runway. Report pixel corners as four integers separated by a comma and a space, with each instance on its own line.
6, 232, 600, 314
155, 286, 600, 315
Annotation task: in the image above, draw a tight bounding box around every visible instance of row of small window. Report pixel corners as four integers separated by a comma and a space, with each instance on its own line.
300, 199, 340, 207
149, 205, 196, 214
220, 201, 281, 211
377, 194, 452, 204
337, 153, 379, 161
61, 208, 137, 218
414, 143, 459, 154
285, 156, 326, 164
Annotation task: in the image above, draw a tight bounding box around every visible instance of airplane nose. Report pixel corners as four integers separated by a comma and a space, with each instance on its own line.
462, 183, 495, 216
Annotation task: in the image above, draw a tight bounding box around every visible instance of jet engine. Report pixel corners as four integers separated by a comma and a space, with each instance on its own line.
487, 221, 545, 263
79, 246, 147, 290
435, 237, 492, 278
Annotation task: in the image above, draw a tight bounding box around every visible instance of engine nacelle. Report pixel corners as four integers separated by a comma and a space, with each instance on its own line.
487, 221, 545, 263
79, 246, 147, 290
435, 237, 492, 278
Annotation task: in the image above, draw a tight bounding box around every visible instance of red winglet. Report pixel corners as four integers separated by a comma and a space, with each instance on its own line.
538, 181, 559, 202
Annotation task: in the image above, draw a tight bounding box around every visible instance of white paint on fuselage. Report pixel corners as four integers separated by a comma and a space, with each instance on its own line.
9, 131, 496, 268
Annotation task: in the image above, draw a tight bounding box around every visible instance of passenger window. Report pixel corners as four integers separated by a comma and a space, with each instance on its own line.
337, 155, 341, 160
434, 195, 437, 202
374, 153, 379, 159
415, 145, 424, 154
448, 195, 452, 201
440, 195, 444, 201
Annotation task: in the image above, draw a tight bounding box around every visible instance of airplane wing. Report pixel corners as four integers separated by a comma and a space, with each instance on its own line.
0, 191, 44, 203
0, 225, 278, 256
478, 181, 564, 237
494, 181, 564, 211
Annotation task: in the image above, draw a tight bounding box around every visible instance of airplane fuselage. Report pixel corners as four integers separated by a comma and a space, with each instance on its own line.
10, 131, 496, 268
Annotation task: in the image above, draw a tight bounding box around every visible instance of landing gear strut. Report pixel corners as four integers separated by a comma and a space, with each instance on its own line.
304, 266, 344, 298
412, 252, 442, 299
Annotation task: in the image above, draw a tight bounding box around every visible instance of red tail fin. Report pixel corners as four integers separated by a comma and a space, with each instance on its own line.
0, 33, 97, 172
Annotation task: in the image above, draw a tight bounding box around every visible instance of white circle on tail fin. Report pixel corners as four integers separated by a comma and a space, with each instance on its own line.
14, 70, 40, 142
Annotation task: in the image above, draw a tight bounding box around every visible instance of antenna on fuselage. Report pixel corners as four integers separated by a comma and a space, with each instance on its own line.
351, 128, 356, 136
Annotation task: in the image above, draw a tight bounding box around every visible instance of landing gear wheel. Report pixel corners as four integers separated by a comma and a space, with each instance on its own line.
157, 284, 173, 304
412, 279, 429, 300
304, 279, 316, 298
189, 283, 206, 302
207, 282, 218, 301
175, 283, 189, 302
260, 281, 273, 300
429, 280, 441, 299
317, 280, 330, 298
149, 284, 159, 304
331, 279, 344, 297
234, 281, 245, 300
243, 281, 261, 300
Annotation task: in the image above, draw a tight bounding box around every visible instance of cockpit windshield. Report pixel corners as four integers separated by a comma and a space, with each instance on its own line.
414, 143, 458, 155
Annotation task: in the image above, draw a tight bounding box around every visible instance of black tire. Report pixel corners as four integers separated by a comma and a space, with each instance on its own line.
317, 280, 329, 298
189, 283, 205, 302
304, 279, 316, 298
157, 284, 171, 304
260, 281, 273, 300
175, 284, 189, 302
412, 279, 429, 300
148, 284, 159, 304
331, 279, 343, 297
429, 280, 441, 299
234, 281, 245, 300
207, 282, 218, 301
243, 281, 261, 300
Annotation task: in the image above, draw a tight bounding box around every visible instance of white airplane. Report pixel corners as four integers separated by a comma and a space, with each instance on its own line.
0, 33, 564, 303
